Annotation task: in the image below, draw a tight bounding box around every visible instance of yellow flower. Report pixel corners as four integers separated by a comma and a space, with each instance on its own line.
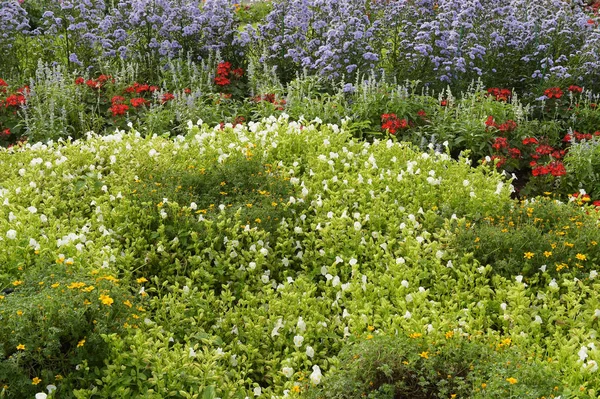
67, 282, 86, 289
99, 294, 114, 306
576, 253, 587, 261
246, 203, 253, 208
12, 280, 23, 286
32, 377, 41, 385
82, 285, 95, 293
419, 351, 429, 359
123, 300, 133, 308
474, 237, 480, 243
83, 299, 91, 305
523, 252, 535, 259
0, 295, 4, 300
544, 251, 552, 258
445, 331, 454, 339
51, 283, 60, 288
98, 275, 119, 283
16, 344, 25, 350
55, 375, 63, 381
409, 332, 422, 339
506, 377, 518, 385
366, 334, 374, 340
564, 242, 574, 248
291, 385, 301, 393
77, 339, 85, 348
136, 277, 148, 284
367, 325, 375, 332
481, 383, 487, 389
16, 310, 23, 316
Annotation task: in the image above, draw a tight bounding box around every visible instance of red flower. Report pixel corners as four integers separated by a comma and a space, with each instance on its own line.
2, 128, 10, 137
568, 85, 583, 93
86, 79, 101, 89
5, 94, 26, 107
111, 96, 125, 105
490, 155, 506, 168
486, 87, 512, 101
135, 84, 150, 93
232, 68, 244, 78
544, 87, 563, 99
532, 165, 550, 176
492, 137, 509, 150
522, 137, 539, 145
0, 78, 8, 93
535, 144, 554, 155
498, 120, 517, 133
75, 77, 85, 85
485, 115, 497, 128
417, 110, 427, 118
381, 113, 409, 135
563, 134, 572, 142
161, 93, 175, 103
214, 76, 231, 86
184, 88, 191, 94
548, 161, 566, 177
130, 97, 149, 108
216, 62, 232, 76
149, 85, 159, 93
440, 100, 448, 106
591, 103, 597, 109
508, 147, 521, 159
109, 103, 129, 116
529, 161, 537, 167
593, 200, 600, 207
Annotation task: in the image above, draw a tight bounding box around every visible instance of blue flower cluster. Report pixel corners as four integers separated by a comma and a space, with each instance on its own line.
1, 0, 598, 90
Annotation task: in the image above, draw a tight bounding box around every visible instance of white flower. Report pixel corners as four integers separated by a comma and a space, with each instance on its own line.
534, 315, 543, 324
349, 258, 358, 266
148, 149, 158, 157
293, 335, 304, 347
591, 270, 598, 280
586, 360, 599, 373
401, 280, 409, 288
306, 346, 315, 358
595, 309, 600, 318
549, 279, 558, 289
515, 275, 523, 283
396, 257, 405, 264
6, 229, 16, 240
578, 346, 588, 362
310, 365, 322, 385
282, 367, 294, 378
297, 317, 306, 333
260, 248, 268, 256
189, 347, 197, 358
35, 393, 47, 399
46, 385, 57, 393
27, 206, 37, 214
261, 274, 269, 284
332, 275, 340, 287
253, 386, 262, 396
271, 318, 284, 337
354, 221, 362, 231
40, 214, 48, 223
404, 310, 412, 319
500, 303, 507, 311
190, 202, 197, 210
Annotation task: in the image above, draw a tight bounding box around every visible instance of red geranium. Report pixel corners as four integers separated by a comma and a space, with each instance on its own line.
508, 147, 521, 159
109, 103, 129, 116
130, 97, 149, 108
492, 137, 508, 150
544, 87, 563, 99
75, 77, 85, 85
5, 93, 26, 107
161, 93, 175, 104
381, 113, 409, 135
568, 85, 583, 93
522, 137, 539, 145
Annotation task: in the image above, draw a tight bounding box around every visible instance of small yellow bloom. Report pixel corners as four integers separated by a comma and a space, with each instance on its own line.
51, 283, 60, 288
99, 294, 114, 306
445, 331, 454, 339
55, 375, 63, 381
0, 295, 4, 300
136, 277, 148, 284
481, 383, 487, 389
83, 299, 91, 305
523, 252, 535, 259
291, 385, 301, 393
474, 237, 480, 243
246, 203, 253, 208
366, 334, 374, 340
419, 351, 429, 359
12, 280, 24, 286
67, 282, 86, 289
16, 344, 25, 350
82, 285, 95, 293
409, 332, 422, 339
564, 242, 574, 248
123, 300, 133, 308
544, 251, 552, 257
32, 377, 41, 385
506, 377, 518, 385
77, 339, 85, 348
16, 310, 23, 316
576, 253, 587, 261
367, 325, 375, 332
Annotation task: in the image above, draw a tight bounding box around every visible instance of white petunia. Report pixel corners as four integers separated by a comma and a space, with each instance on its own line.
253, 386, 262, 397
404, 310, 412, 319
27, 206, 37, 214
297, 317, 306, 333
189, 347, 196, 358
6, 229, 17, 240
293, 335, 304, 347
354, 221, 362, 231
35, 393, 47, 399
282, 367, 294, 378
310, 365, 322, 385
306, 346, 315, 358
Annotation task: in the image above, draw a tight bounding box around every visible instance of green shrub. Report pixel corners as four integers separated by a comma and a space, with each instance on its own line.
303, 333, 562, 399
0, 266, 137, 398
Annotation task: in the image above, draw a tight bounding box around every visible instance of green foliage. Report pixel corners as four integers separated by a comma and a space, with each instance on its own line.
561, 138, 600, 199
454, 196, 600, 279
0, 266, 136, 398
304, 333, 561, 399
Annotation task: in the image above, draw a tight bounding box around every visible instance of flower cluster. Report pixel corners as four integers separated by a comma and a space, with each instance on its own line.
381, 113, 409, 135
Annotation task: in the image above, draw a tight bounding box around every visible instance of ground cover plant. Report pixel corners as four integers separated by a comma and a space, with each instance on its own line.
0, 116, 600, 398
2, 0, 600, 397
